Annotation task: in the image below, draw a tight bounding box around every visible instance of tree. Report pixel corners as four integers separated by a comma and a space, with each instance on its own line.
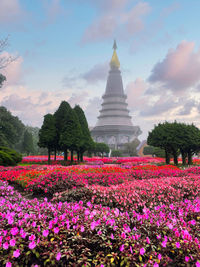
94, 142, 109, 157
147, 121, 200, 165
143, 146, 165, 158
111, 149, 122, 157
54, 101, 72, 161
38, 114, 57, 164
74, 105, 94, 162
123, 138, 140, 156
0, 106, 25, 149
0, 36, 17, 70
22, 130, 34, 155
59, 107, 82, 162
0, 74, 6, 88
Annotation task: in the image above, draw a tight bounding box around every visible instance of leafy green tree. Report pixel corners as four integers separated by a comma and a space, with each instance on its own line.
38, 114, 57, 164
74, 105, 94, 162
54, 101, 72, 161
0, 74, 6, 88
143, 146, 154, 156
143, 146, 166, 158
148, 121, 200, 165
94, 142, 109, 157
111, 149, 122, 157
123, 138, 140, 156
0, 106, 24, 149
59, 107, 82, 162
22, 130, 34, 155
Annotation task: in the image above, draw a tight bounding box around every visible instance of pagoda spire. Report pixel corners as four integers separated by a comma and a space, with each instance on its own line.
110, 40, 120, 69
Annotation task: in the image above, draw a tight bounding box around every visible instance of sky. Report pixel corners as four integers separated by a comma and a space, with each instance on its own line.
1, 0, 200, 141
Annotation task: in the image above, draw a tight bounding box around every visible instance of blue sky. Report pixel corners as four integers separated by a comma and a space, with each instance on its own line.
1, 0, 200, 140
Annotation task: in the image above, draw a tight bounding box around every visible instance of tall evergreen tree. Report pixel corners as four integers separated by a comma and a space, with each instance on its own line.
22, 130, 34, 155
74, 105, 94, 161
38, 114, 57, 164
54, 101, 71, 160
59, 107, 82, 162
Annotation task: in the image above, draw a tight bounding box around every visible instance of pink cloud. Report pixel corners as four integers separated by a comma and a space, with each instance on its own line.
81, 1, 151, 43
0, 0, 24, 24
149, 41, 200, 91
1, 52, 23, 86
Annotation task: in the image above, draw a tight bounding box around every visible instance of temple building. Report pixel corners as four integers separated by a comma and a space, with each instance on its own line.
91, 41, 142, 150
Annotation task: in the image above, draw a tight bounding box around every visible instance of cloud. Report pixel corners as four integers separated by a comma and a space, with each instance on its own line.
81, 1, 151, 43
82, 62, 109, 83
41, 0, 64, 26
0, 52, 23, 86
125, 78, 149, 110
0, 0, 24, 24
84, 97, 101, 127
149, 41, 200, 92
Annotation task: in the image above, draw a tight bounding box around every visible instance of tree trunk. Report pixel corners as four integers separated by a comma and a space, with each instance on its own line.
80, 152, 83, 162
54, 149, 57, 161
64, 150, 68, 161
165, 148, 170, 164
172, 149, 178, 165
77, 151, 80, 162
48, 148, 51, 165
71, 150, 73, 163
188, 151, 193, 165
180, 150, 187, 165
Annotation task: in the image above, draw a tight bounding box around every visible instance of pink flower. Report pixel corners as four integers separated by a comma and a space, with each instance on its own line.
196, 262, 200, 267
154, 263, 159, 267
56, 252, 61, 261
146, 237, 150, 244
6, 262, 12, 267
185, 256, 190, 262
80, 226, 85, 232
158, 254, 162, 260
13, 249, 20, 258
10, 239, 16, 247
120, 244, 124, 252
161, 241, 167, 248
29, 241, 36, 249
54, 227, 59, 234
42, 229, 49, 237
10, 227, 19, 236
29, 234, 36, 241
140, 247, 145, 255
175, 242, 180, 248
3, 242, 9, 249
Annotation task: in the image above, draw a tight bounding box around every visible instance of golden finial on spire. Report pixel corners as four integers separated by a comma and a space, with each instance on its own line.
110, 40, 120, 69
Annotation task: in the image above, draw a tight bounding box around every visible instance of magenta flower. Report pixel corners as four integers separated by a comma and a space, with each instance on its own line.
13, 249, 20, 258
175, 242, 180, 248
29, 234, 36, 241
6, 262, 12, 267
10, 239, 16, 247
53, 227, 59, 234
29, 241, 36, 249
120, 244, 124, 252
154, 263, 159, 267
10, 227, 19, 236
80, 225, 85, 232
185, 256, 190, 262
158, 254, 162, 260
3, 242, 9, 249
140, 247, 145, 255
42, 229, 49, 237
56, 252, 61, 261
196, 262, 200, 267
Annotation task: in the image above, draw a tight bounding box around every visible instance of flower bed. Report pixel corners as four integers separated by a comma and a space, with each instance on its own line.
0, 178, 200, 266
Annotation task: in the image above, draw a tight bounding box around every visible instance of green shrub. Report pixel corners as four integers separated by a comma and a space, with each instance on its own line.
0, 147, 22, 166
111, 149, 122, 157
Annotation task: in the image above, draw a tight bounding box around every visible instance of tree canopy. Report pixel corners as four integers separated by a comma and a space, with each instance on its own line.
0, 106, 25, 148
38, 114, 57, 164
147, 121, 200, 165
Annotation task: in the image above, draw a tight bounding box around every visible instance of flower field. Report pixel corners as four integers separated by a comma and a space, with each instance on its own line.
0, 158, 200, 266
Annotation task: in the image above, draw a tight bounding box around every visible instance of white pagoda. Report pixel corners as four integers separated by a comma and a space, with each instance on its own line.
91, 41, 141, 149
